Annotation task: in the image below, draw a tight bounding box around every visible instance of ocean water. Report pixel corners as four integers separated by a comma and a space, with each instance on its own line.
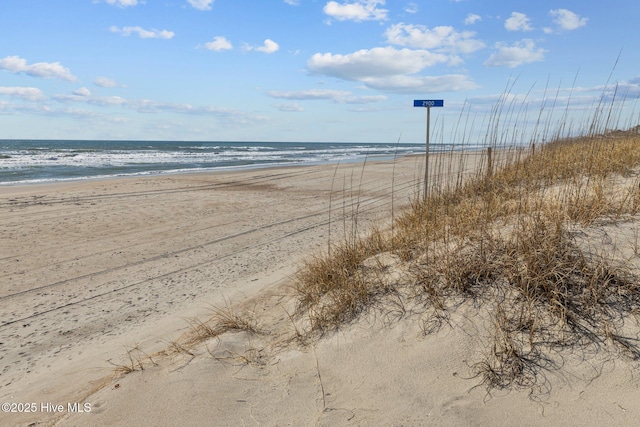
0, 139, 442, 185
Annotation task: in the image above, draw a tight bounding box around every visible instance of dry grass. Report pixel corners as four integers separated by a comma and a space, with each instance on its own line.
183, 302, 262, 347
108, 344, 158, 374
109, 303, 262, 377
295, 228, 392, 332
106, 108, 640, 391
294, 127, 640, 391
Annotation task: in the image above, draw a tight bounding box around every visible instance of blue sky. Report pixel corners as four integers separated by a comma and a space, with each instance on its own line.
1, 0, 639, 143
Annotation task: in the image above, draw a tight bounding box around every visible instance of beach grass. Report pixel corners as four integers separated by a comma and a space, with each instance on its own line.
95, 77, 640, 395
293, 124, 640, 391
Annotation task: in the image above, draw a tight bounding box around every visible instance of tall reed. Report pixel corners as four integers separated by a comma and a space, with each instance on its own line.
294, 82, 640, 390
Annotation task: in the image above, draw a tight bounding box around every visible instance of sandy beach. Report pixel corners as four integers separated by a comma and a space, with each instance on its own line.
3, 150, 640, 426
0, 154, 430, 426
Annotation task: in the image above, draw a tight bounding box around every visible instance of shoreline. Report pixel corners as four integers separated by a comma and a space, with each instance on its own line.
0, 153, 430, 197
0, 143, 494, 189
0, 139, 439, 188
0, 156, 381, 188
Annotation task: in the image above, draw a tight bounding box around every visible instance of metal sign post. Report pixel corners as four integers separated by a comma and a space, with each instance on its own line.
414, 99, 444, 200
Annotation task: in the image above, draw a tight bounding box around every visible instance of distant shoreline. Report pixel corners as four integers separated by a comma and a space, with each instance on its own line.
0, 152, 408, 188
0, 139, 439, 186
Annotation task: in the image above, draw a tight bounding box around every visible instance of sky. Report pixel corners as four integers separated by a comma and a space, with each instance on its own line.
1, 0, 639, 143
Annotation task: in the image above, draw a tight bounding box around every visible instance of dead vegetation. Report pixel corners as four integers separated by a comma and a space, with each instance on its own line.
293, 130, 640, 392
106, 112, 640, 396
108, 302, 265, 375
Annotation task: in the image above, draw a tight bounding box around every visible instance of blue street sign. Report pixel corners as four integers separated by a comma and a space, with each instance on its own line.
414, 99, 444, 107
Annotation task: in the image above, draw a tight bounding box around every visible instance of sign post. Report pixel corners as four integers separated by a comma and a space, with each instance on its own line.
414, 99, 444, 200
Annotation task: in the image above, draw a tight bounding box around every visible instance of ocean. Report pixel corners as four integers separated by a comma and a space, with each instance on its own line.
0, 139, 455, 185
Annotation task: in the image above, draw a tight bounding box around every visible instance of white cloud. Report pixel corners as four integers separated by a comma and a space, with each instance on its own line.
0, 86, 46, 101
622, 76, 640, 96
405, 3, 418, 14
505, 12, 533, 32
187, 0, 214, 11
204, 36, 233, 51
362, 74, 478, 93
257, 39, 280, 54
94, 77, 124, 88
54, 93, 127, 106
385, 23, 485, 54
267, 89, 387, 104
0, 101, 52, 115
105, 0, 138, 7
308, 47, 449, 81
467, 93, 523, 105
323, 0, 388, 22
51, 90, 261, 123
484, 39, 545, 68
465, 14, 481, 25
569, 77, 640, 104
273, 103, 304, 112
284, 0, 300, 5
596, 78, 640, 103
0, 55, 77, 81
2, 87, 264, 127
73, 87, 92, 97
52, 94, 265, 124
341, 94, 387, 104
245, 39, 279, 54
307, 46, 477, 93
549, 9, 588, 31
268, 89, 352, 100
110, 26, 175, 39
